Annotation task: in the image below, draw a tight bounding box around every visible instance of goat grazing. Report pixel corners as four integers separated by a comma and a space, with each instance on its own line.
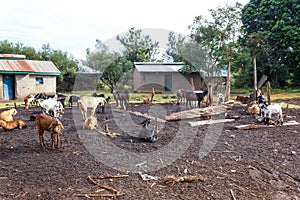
260, 102, 284, 125
138, 118, 157, 143
40, 99, 64, 118
78, 96, 107, 120
83, 116, 98, 130
35, 114, 64, 149
0, 108, 18, 121
0, 119, 27, 131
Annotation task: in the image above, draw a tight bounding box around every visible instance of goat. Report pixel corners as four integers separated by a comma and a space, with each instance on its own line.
24, 94, 35, 109
247, 103, 260, 115
0, 108, 17, 121
113, 91, 130, 110
143, 88, 155, 104
56, 93, 67, 108
83, 116, 98, 130
216, 93, 224, 105
33, 93, 47, 106
40, 99, 64, 119
138, 119, 156, 143
0, 119, 27, 131
236, 95, 250, 105
175, 89, 185, 105
259, 102, 284, 125
78, 96, 107, 120
68, 95, 81, 107
185, 90, 208, 109
92, 92, 105, 98
30, 111, 43, 121
35, 114, 64, 149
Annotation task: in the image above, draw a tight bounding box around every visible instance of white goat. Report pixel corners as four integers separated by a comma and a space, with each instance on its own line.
260, 102, 284, 125
40, 99, 64, 118
78, 96, 107, 120
217, 93, 224, 105
138, 119, 157, 143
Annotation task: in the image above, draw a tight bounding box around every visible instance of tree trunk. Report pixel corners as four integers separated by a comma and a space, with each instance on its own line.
267, 81, 271, 105
225, 62, 231, 102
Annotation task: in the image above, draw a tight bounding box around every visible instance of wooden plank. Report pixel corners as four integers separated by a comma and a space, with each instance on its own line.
188, 119, 235, 127
165, 104, 233, 121
235, 121, 299, 130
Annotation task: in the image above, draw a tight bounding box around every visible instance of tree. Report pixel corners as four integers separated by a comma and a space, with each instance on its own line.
189, 3, 242, 104
116, 28, 160, 63
241, 0, 300, 87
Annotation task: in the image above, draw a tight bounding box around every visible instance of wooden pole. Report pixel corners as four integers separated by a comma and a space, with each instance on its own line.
266, 81, 271, 105
254, 57, 257, 100
225, 62, 231, 102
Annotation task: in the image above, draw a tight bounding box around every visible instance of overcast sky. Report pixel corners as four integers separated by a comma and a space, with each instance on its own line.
1, 0, 249, 60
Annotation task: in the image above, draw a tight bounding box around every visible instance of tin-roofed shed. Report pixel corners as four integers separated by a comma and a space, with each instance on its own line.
0, 54, 60, 100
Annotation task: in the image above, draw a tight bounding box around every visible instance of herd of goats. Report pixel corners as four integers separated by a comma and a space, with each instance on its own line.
0, 88, 285, 150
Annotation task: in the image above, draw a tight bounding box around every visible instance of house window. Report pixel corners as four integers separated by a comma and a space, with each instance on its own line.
36, 77, 44, 85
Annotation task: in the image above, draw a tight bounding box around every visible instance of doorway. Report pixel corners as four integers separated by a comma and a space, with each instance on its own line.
3, 75, 15, 100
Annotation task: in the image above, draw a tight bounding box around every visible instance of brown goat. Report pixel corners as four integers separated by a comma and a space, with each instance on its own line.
24, 94, 35, 109
35, 114, 64, 149
236, 95, 250, 105
0, 108, 18, 121
143, 88, 155, 104
0, 119, 27, 131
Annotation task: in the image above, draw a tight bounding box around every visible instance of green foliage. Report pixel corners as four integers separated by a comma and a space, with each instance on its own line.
116, 28, 159, 62
241, 0, 300, 87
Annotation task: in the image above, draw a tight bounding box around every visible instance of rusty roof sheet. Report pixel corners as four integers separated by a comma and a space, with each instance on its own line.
0, 60, 60, 75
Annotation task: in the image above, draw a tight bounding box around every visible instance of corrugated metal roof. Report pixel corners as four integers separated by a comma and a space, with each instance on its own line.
0, 54, 26, 59
134, 62, 183, 72
0, 60, 60, 75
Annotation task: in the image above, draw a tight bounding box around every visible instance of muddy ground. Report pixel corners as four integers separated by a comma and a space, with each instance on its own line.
0, 98, 299, 200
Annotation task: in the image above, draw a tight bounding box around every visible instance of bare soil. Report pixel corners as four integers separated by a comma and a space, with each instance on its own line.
0, 98, 299, 200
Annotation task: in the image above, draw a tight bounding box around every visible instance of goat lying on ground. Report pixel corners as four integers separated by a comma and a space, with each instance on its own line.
143, 88, 155, 104
0, 108, 18, 121
24, 94, 35, 109
138, 118, 157, 143
78, 96, 107, 120
247, 102, 260, 115
83, 116, 98, 130
35, 114, 64, 149
68, 95, 81, 107
0, 119, 27, 131
236, 95, 250, 105
259, 102, 284, 125
40, 99, 64, 118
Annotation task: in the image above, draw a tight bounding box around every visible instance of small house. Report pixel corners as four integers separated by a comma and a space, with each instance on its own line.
0, 54, 60, 100
133, 62, 205, 93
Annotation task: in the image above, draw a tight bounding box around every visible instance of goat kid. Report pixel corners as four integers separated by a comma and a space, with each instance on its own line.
68, 95, 80, 107
236, 95, 250, 105
35, 114, 64, 149
113, 91, 130, 110
0, 119, 27, 131
217, 93, 224, 105
260, 102, 284, 125
0, 108, 17, 121
83, 116, 98, 130
175, 89, 185, 105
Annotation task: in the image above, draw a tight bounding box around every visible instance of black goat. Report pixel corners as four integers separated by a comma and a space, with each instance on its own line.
68, 95, 80, 107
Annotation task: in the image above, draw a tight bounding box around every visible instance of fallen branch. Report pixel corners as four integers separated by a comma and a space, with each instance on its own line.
160, 175, 206, 187
113, 109, 166, 123
235, 120, 299, 130
230, 189, 237, 200
188, 118, 235, 127
75, 175, 128, 197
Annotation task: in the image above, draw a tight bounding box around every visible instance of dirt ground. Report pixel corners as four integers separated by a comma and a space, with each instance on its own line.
0, 97, 299, 200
